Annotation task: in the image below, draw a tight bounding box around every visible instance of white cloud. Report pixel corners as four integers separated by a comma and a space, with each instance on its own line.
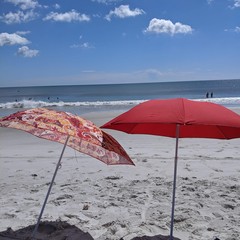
224, 26, 240, 32
17, 46, 39, 57
144, 18, 193, 35
54, 4, 60, 9
0, 10, 38, 24
235, 26, 240, 32
4, 0, 41, 10
43, 10, 90, 22
229, 0, 240, 8
16, 30, 31, 35
80, 42, 92, 48
233, 0, 240, 7
0, 32, 30, 46
105, 5, 145, 21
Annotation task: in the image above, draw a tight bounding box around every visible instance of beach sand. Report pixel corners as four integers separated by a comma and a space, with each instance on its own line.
0, 109, 240, 240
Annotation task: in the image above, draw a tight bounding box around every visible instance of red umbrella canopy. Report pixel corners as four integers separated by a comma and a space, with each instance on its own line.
101, 98, 240, 139
0, 108, 134, 165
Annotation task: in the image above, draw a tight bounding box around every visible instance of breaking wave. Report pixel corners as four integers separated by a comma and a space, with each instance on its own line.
195, 97, 240, 106
0, 99, 145, 109
0, 97, 240, 110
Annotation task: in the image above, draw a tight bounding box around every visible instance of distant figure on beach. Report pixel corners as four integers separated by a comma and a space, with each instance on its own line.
206, 92, 214, 98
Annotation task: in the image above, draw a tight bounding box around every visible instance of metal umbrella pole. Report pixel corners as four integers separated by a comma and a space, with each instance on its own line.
31, 135, 70, 239
170, 124, 180, 240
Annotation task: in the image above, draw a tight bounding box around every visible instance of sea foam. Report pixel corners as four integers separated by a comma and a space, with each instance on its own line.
1, 97, 240, 110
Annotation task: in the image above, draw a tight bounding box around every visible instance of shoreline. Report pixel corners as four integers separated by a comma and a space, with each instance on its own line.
0, 108, 240, 239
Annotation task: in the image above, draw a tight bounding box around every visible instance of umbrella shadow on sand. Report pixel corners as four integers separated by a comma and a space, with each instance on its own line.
131, 236, 181, 240
0, 221, 94, 240
0, 222, 183, 240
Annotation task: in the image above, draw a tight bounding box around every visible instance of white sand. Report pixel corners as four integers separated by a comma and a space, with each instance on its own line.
0, 109, 240, 240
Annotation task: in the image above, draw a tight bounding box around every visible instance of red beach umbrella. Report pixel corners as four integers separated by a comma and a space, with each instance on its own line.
101, 98, 240, 240
0, 108, 134, 238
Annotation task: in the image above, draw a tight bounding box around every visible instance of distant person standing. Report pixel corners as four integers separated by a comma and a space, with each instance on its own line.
206, 92, 209, 98
210, 92, 213, 98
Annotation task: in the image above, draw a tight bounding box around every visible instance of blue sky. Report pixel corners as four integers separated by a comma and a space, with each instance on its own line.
0, 0, 240, 87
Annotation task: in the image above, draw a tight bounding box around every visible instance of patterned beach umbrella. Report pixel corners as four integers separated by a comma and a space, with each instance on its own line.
0, 108, 134, 237
0, 108, 133, 165
101, 98, 240, 240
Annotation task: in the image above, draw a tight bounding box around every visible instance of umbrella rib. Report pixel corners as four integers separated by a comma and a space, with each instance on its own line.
216, 125, 229, 139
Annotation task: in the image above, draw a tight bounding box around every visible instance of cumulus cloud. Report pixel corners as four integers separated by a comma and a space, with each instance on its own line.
229, 0, 240, 8
0, 10, 38, 24
105, 5, 145, 21
43, 10, 90, 22
4, 0, 41, 10
17, 46, 39, 57
233, 0, 240, 7
144, 18, 193, 35
0, 32, 30, 46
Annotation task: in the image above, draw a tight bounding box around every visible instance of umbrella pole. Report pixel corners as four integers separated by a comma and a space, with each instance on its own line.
170, 124, 180, 240
31, 135, 70, 239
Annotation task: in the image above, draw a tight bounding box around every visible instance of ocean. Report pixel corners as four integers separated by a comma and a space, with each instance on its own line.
0, 79, 240, 116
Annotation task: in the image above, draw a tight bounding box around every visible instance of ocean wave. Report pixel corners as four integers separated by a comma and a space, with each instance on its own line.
0, 97, 240, 109
195, 97, 240, 106
0, 99, 145, 109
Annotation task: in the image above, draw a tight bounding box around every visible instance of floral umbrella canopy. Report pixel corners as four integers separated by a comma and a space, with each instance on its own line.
0, 108, 133, 165
0, 108, 134, 237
